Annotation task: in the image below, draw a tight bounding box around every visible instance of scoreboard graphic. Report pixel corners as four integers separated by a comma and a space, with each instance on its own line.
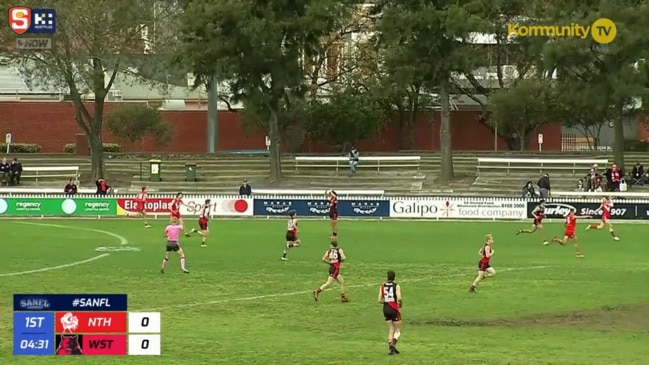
13, 294, 160, 356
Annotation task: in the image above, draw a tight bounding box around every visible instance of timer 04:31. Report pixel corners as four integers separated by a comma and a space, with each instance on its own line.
20, 339, 50, 349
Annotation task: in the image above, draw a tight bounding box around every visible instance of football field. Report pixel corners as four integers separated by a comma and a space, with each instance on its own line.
2, 218, 649, 364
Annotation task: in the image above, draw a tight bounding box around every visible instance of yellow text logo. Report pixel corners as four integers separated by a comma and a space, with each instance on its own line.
507, 18, 617, 44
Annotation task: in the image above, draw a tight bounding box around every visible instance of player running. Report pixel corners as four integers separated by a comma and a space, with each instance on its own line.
470, 234, 496, 293
585, 197, 620, 240
161, 217, 189, 274
131, 187, 151, 228
170, 192, 190, 237
516, 199, 548, 244
281, 210, 301, 261
551, 208, 590, 258
379, 270, 402, 355
189, 199, 211, 247
326, 190, 339, 239
313, 241, 349, 302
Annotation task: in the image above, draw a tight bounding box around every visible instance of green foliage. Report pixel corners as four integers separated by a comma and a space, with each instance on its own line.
0, 0, 182, 178
491, 78, 554, 150
0, 143, 42, 153
105, 105, 172, 146
64, 143, 122, 154
534, 1, 649, 164
306, 87, 386, 149
178, 0, 356, 179
545, 81, 615, 148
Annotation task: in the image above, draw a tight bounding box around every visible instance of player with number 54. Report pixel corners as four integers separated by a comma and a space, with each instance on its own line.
127, 312, 161, 355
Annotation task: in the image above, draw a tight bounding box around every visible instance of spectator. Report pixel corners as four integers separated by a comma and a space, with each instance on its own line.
10, 158, 22, 185
587, 165, 602, 191
537, 173, 551, 198
348, 147, 359, 176
576, 178, 585, 192
521, 181, 537, 198
0, 158, 9, 185
64, 178, 78, 195
239, 179, 251, 196
631, 162, 645, 186
95, 178, 109, 195
608, 164, 623, 191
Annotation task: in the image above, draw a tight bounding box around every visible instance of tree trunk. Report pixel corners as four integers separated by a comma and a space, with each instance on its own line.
88, 130, 105, 179
439, 77, 454, 181
268, 111, 282, 181
396, 105, 406, 150
408, 93, 419, 150
613, 114, 625, 167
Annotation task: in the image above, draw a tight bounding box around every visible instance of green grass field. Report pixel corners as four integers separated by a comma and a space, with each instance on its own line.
2, 218, 649, 364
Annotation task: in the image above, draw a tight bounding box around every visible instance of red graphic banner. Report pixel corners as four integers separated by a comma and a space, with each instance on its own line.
117, 198, 173, 213
55, 312, 127, 333
82, 334, 128, 355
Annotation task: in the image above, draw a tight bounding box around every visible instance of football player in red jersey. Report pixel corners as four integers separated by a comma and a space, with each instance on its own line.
189, 199, 211, 247
130, 187, 151, 228
379, 270, 402, 355
470, 234, 496, 293
585, 197, 620, 240
313, 241, 349, 302
551, 208, 590, 258
170, 192, 190, 237
326, 190, 339, 239
281, 210, 301, 261
516, 199, 548, 244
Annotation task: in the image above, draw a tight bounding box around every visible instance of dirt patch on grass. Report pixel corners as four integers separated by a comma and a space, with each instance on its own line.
410, 303, 649, 332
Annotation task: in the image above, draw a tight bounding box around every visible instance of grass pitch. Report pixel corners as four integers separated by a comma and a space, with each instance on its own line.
2, 218, 649, 364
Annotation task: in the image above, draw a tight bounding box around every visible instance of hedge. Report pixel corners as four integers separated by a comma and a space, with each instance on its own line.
0, 143, 42, 153
64, 143, 122, 153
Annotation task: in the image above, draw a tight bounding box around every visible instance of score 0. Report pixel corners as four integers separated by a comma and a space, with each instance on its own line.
128, 312, 161, 333
128, 312, 161, 356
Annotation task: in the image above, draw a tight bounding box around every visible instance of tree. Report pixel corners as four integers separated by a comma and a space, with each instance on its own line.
547, 81, 615, 151
536, 1, 649, 167
106, 105, 172, 146
178, 0, 355, 181
373, 31, 433, 150
449, 0, 549, 149
305, 86, 386, 150
375, 0, 489, 181
490, 78, 553, 151
0, 0, 180, 178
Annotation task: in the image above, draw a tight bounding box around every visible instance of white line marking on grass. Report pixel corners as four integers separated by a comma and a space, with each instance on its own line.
15, 222, 129, 245
0, 253, 110, 277
145, 265, 550, 311
0, 222, 132, 277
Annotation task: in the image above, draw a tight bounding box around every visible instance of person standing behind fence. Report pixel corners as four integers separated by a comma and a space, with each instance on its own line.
537, 173, 551, 198
349, 147, 359, 176
239, 179, 251, 196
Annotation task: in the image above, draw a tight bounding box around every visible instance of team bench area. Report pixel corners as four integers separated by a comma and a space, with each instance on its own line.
294, 156, 421, 175
476, 157, 609, 177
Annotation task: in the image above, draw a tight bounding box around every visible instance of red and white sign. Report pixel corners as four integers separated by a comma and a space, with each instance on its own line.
117, 198, 174, 213
9, 7, 31, 35
180, 197, 252, 217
